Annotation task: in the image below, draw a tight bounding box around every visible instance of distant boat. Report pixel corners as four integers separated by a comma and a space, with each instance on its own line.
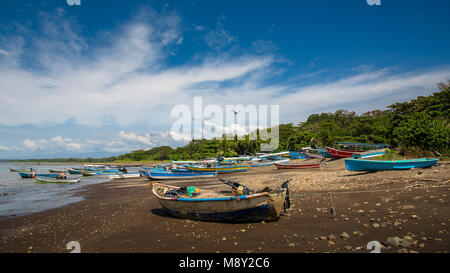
249, 158, 290, 167
345, 158, 438, 171
18, 170, 65, 179
326, 142, 388, 158
142, 170, 216, 180
351, 149, 387, 159
36, 173, 67, 178
49, 169, 68, 174
288, 152, 307, 159
274, 162, 322, 169
9, 168, 18, 172
151, 181, 288, 222
325, 147, 365, 158
87, 168, 120, 173
98, 172, 142, 179
18, 170, 36, 178
185, 164, 248, 173
82, 170, 100, 176
67, 168, 84, 174
35, 177, 80, 184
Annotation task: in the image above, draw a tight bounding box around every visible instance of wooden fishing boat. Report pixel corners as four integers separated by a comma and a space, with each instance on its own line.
36, 173, 67, 178
9, 168, 18, 172
345, 158, 438, 171
67, 168, 85, 174
185, 164, 248, 173
351, 149, 387, 159
249, 158, 290, 167
49, 169, 68, 174
152, 182, 287, 222
325, 147, 365, 158
274, 162, 322, 169
82, 170, 100, 176
326, 142, 388, 158
142, 170, 216, 180
18, 170, 36, 178
98, 172, 142, 179
35, 177, 80, 184
288, 152, 307, 159
87, 168, 120, 173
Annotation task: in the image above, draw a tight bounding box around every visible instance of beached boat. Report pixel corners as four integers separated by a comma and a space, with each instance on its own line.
288, 152, 307, 159
345, 158, 438, 171
49, 169, 68, 174
98, 172, 142, 179
67, 168, 85, 174
325, 147, 365, 158
87, 168, 120, 173
35, 177, 80, 184
82, 170, 100, 176
351, 149, 387, 159
36, 173, 67, 178
249, 158, 290, 167
142, 170, 216, 180
326, 142, 388, 158
185, 164, 248, 173
18, 170, 36, 178
151, 182, 288, 222
274, 162, 322, 169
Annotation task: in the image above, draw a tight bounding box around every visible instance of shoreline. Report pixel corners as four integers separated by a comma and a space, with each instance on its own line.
0, 159, 449, 253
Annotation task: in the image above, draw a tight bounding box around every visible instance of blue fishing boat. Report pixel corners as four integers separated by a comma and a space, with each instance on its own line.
18, 170, 36, 178
88, 168, 120, 173
185, 164, 248, 173
142, 169, 216, 180
288, 152, 307, 159
67, 168, 85, 174
345, 158, 438, 171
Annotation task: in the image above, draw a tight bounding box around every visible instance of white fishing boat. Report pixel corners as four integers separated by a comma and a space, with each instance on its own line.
35, 177, 80, 184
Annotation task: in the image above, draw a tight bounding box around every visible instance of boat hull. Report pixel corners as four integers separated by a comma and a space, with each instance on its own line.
99, 172, 142, 179
345, 158, 438, 171
249, 158, 290, 167
35, 177, 80, 184
143, 170, 216, 180
67, 168, 84, 174
274, 162, 321, 169
325, 147, 365, 158
18, 171, 35, 178
152, 183, 286, 222
185, 165, 248, 173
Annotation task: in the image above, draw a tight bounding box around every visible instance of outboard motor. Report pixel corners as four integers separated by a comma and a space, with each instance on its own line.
119, 167, 127, 174
281, 179, 291, 212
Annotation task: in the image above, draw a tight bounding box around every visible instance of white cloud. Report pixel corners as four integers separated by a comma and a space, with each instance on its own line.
0, 145, 10, 151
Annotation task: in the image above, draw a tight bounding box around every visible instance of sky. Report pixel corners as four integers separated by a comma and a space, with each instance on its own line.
0, 0, 449, 159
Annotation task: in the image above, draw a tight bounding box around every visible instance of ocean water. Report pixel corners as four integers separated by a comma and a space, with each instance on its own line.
0, 162, 114, 217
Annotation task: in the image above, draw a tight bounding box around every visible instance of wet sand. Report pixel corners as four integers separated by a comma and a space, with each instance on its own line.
0, 159, 449, 253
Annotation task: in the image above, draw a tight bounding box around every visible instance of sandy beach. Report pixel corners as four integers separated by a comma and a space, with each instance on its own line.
0, 159, 449, 253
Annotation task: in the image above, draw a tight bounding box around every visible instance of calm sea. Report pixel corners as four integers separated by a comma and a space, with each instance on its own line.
0, 162, 115, 217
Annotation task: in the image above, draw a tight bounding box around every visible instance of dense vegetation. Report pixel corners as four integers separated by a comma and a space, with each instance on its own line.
11, 81, 450, 162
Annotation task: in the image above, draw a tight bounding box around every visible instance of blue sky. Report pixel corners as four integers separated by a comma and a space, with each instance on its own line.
0, 0, 449, 159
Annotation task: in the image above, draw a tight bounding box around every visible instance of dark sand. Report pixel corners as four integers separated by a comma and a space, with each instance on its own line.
0, 159, 449, 253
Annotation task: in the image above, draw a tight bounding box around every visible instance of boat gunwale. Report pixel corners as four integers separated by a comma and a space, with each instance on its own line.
344, 158, 438, 164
